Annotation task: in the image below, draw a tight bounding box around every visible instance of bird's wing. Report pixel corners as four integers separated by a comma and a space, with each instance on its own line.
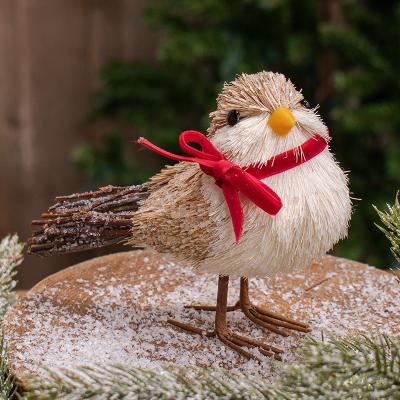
130, 162, 217, 264
28, 162, 217, 262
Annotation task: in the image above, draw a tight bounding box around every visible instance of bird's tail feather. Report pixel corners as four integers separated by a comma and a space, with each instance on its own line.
28, 184, 149, 257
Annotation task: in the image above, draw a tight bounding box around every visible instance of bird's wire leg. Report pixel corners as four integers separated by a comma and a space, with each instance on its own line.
181, 277, 310, 336
168, 275, 282, 361
212, 276, 263, 361
239, 277, 311, 334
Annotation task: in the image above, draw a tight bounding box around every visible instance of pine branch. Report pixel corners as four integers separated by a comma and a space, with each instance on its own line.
20, 335, 400, 400
277, 335, 400, 399
22, 365, 277, 400
0, 336, 16, 400
374, 191, 400, 263
0, 235, 23, 400
0, 235, 24, 318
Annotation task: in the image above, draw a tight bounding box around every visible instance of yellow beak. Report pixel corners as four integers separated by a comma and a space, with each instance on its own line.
267, 107, 295, 137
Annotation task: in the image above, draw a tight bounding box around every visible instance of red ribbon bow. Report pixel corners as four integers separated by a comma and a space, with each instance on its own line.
138, 130, 328, 243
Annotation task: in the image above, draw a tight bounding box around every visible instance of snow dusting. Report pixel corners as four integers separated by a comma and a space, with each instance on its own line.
4, 251, 400, 381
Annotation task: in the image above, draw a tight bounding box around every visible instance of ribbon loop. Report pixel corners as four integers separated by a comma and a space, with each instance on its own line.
179, 130, 223, 161
138, 130, 328, 243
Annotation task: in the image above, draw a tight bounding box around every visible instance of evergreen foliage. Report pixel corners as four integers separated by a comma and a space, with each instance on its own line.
73, 0, 400, 268
18, 336, 400, 399
23, 365, 276, 399
277, 335, 400, 399
0, 337, 15, 400
375, 191, 400, 264
0, 235, 23, 317
0, 234, 24, 400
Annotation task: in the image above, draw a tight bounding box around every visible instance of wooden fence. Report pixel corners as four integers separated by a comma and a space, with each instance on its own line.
0, 0, 157, 288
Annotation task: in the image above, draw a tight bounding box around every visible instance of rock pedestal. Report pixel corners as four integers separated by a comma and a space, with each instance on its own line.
4, 251, 400, 382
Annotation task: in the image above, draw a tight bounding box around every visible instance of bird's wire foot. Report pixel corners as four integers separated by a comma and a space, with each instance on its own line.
168, 275, 308, 361
240, 302, 310, 337
185, 277, 311, 337
252, 303, 310, 332
167, 319, 282, 362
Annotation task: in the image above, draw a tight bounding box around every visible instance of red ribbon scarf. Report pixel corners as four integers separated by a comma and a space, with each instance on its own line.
138, 130, 328, 243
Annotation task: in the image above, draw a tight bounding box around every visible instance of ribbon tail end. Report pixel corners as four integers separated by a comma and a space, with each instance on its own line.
233, 216, 243, 244
235, 232, 241, 245
221, 182, 244, 246
232, 209, 243, 245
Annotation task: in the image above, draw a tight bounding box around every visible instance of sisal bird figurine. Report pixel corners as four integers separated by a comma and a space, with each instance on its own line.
29, 71, 352, 361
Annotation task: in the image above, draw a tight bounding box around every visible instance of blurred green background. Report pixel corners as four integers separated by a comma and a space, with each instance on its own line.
72, 0, 400, 269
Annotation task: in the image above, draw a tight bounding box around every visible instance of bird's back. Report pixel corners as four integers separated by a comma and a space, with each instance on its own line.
28, 162, 217, 262
129, 162, 218, 263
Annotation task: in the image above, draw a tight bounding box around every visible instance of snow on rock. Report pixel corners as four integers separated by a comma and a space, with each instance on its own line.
4, 251, 400, 382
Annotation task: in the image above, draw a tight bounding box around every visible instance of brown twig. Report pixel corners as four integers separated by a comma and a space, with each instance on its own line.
28, 183, 149, 256
304, 276, 332, 292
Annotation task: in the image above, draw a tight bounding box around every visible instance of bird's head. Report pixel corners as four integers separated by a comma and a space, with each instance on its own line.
208, 71, 329, 165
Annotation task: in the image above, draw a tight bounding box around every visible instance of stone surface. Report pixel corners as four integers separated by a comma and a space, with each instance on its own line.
4, 251, 400, 383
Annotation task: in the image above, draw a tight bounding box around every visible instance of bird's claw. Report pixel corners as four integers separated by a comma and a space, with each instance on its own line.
167, 319, 282, 362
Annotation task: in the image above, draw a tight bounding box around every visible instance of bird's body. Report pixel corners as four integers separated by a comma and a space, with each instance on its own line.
131, 72, 351, 278
29, 71, 352, 361
132, 146, 350, 278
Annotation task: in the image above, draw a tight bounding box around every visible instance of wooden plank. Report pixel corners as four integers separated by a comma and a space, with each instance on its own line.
0, 0, 156, 288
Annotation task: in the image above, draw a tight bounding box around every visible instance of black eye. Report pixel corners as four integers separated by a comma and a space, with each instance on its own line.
227, 110, 240, 126
301, 99, 311, 109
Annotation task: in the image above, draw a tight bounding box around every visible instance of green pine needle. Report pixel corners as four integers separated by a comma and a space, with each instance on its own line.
0, 234, 24, 400
277, 335, 400, 399
23, 365, 276, 400
374, 192, 400, 263
19, 336, 400, 400
0, 234, 24, 317
0, 337, 16, 400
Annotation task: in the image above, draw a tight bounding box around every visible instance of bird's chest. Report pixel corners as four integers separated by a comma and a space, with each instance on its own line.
199, 152, 350, 277
243, 167, 330, 243
203, 155, 335, 236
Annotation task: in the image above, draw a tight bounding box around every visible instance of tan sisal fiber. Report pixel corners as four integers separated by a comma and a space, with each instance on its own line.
131, 163, 218, 262
130, 71, 351, 278
209, 71, 303, 134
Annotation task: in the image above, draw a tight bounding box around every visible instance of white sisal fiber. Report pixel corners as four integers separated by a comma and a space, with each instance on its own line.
199, 108, 351, 278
